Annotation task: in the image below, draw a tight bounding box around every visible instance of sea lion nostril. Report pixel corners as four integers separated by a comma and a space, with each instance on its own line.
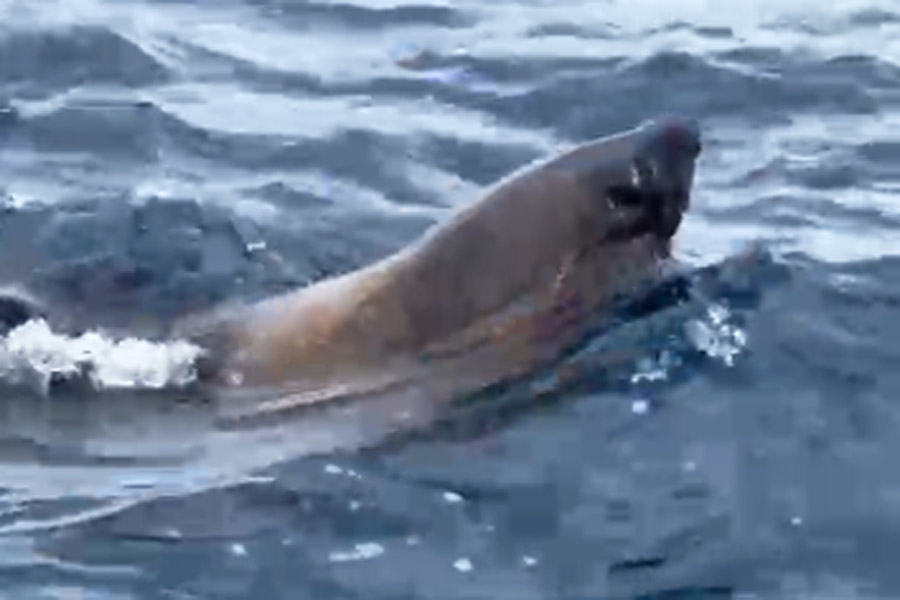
657, 118, 702, 159
686, 137, 702, 159
679, 137, 701, 159
632, 155, 656, 184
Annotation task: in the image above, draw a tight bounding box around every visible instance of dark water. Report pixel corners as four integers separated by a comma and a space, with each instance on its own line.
1, 0, 899, 598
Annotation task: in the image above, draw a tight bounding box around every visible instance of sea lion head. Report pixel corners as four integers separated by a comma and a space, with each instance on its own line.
616, 116, 701, 240
556, 116, 702, 249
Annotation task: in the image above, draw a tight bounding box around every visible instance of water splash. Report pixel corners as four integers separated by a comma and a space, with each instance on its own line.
627, 297, 751, 386
631, 349, 682, 383
328, 542, 386, 563
0, 319, 204, 393
684, 303, 749, 366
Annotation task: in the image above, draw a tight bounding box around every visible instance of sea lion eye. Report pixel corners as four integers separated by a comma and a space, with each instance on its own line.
607, 184, 644, 208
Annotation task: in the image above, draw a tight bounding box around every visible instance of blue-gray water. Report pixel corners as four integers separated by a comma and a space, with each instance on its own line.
0, 0, 899, 598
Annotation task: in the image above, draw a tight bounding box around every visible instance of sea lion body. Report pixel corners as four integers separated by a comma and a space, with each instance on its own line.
0, 118, 702, 421
173, 117, 702, 417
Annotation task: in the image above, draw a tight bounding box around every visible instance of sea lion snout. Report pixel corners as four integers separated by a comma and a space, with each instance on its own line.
580, 117, 702, 242
634, 116, 701, 207
616, 117, 702, 240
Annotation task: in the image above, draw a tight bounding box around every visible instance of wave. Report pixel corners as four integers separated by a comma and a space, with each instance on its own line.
0, 244, 780, 529
246, 0, 473, 30
0, 25, 169, 96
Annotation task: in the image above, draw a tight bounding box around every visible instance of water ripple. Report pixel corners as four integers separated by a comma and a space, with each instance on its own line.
0, 0, 899, 597
246, 0, 474, 30
0, 25, 169, 97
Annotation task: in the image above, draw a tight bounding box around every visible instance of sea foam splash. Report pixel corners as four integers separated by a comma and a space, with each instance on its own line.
685, 303, 749, 367
0, 319, 204, 393
629, 301, 750, 385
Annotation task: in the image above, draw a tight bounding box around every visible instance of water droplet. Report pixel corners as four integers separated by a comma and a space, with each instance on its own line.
329, 542, 385, 563
443, 491, 464, 504
324, 464, 343, 475
229, 543, 247, 557
631, 399, 650, 415
453, 557, 474, 573
630, 352, 673, 383
684, 304, 747, 367
522, 555, 538, 568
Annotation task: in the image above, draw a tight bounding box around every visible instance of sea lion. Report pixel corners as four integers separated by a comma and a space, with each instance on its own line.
168, 116, 703, 421
0, 117, 702, 424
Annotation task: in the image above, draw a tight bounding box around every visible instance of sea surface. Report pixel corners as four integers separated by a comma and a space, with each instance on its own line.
0, 0, 899, 598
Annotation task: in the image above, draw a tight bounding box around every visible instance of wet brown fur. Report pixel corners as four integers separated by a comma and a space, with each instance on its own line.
174, 128, 678, 420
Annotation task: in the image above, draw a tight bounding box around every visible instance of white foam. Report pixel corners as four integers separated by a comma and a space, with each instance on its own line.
453, 558, 474, 573
328, 542, 385, 563
0, 319, 204, 392
631, 399, 650, 415
442, 491, 464, 504
522, 555, 539, 568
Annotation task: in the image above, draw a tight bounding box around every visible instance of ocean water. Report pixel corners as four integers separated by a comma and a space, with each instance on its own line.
0, 0, 899, 598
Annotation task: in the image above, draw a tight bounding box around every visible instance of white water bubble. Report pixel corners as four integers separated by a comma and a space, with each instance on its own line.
442, 491, 464, 504
453, 557, 473, 573
685, 304, 748, 367
630, 350, 678, 383
328, 542, 385, 563
0, 319, 203, 392
324, 464, 344, 475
